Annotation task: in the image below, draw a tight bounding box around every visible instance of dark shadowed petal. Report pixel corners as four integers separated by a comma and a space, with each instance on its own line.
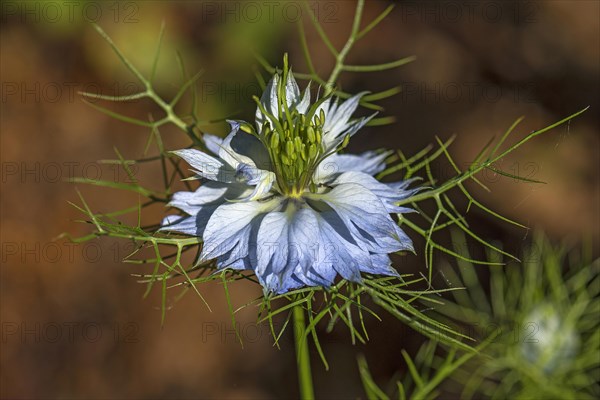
226, 122, 272, 171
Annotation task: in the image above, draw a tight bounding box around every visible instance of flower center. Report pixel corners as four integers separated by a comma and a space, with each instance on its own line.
262, 108, 325, 197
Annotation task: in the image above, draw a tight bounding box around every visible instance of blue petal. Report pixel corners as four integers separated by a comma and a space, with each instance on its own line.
307, 183, 408, 253
201, 198, 281, 262
255, 211, 293, 292
217, 256, 250, 271
362, 253, 400, 276
312, 209, 368, 282
329, 171, 420, 214
160, 182, 251, 236
288, 208, 337, 289
393, 223, 415, 253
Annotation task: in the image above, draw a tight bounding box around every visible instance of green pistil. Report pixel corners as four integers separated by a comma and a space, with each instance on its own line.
246, 54, 333, 198
263, 109, 325, 197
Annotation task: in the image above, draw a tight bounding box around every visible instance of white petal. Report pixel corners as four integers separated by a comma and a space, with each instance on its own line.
161, 195, 224, 237
285, 71, 301, 109
322, 93, 364, 145
314, 150, 391, 183
162, 182, 256, 236
256, 75, 279, 130
160, 215, 199, 236
173, 148, 235, 183
203, 133, 223, 156
322, 113, 374, 152
296, 82, 312, 115
167, 190, 205, 215
236, 165, 276, 201
169, 181, 252, 209
315, 97, 331, 120
161, 204, 218, 237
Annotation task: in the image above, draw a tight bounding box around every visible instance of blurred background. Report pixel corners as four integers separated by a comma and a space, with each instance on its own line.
1, 0, 598, 398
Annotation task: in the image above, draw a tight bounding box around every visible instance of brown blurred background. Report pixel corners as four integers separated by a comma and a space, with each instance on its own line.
1, 1, 598, 398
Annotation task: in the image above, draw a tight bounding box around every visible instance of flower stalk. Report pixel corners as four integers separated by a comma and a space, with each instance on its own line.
293, 304, 315, 400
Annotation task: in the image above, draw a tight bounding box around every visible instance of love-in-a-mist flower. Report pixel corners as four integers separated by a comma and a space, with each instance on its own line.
520, 304, 580, 373
162, 62, 418, 293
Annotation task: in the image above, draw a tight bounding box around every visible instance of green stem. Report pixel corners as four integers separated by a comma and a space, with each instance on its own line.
324, 0, 364, 95
293, 304, 315, 400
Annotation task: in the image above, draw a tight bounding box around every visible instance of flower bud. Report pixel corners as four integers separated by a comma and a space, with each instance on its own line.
270, 132, 280, 149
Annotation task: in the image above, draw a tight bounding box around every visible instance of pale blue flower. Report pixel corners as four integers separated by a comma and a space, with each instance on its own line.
520, 304, 580, 373
162, 71, 418, 293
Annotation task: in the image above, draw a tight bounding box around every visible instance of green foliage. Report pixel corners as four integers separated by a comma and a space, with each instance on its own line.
80, 23, 206, 147
255, 0, 415, 124
359, 231, 598, 399
431, 231, 600, 399
359, 337, 494, 400
381, 109, 587, 284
